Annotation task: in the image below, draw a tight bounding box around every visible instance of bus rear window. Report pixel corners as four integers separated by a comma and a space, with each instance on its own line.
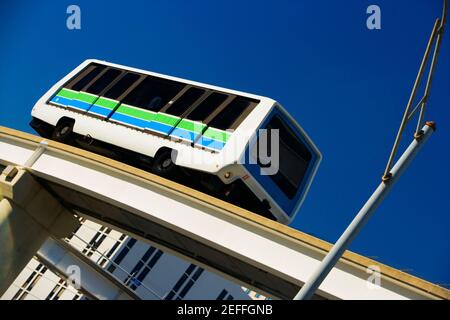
122, 76, 184, 112
208, 97, 257, 130
261, 115, 312, 199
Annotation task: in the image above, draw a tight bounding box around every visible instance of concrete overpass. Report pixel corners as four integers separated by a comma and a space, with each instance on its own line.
0, 126, 448, 300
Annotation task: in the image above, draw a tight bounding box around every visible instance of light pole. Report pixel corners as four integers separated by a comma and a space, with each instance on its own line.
295, 0, 447, 300
295, 122, 435, 300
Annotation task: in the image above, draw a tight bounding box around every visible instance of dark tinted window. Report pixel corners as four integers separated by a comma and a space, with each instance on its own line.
122, 76, 184, 112
104, 73, 140, 100
186, 92, 228, 122
85, 68, 122, 95
208, 96, 256, 130
165, 87, 205, 117
260, 115, 312, 199
71, 65, 106, 91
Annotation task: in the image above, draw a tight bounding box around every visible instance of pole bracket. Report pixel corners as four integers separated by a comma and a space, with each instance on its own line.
425, 121, 437, 131
381, 173, 392, 183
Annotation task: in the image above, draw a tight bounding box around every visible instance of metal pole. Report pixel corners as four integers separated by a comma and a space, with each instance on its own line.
415, 11, 446, 135
383, 0, 447, 179
294, 122, 435, 300
382, 19, 439, 180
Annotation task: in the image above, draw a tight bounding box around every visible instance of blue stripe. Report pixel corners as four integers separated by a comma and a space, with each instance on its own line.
146, 121, 174, 135
51, 96, 72, 107
87, 105, 112, 118
195, 136, 226, 151
109, 112, 152, 129
68, 99, 93, 111
169, 127, 198, 142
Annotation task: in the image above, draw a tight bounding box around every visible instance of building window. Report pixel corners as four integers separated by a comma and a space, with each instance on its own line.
124, 245, 164, 290
107, 237, 137, 273
46, 279, 68, 300
164, 264, 204, 300
99, 234, 126, 267
81, 226, 111, 258
216, 289, 234, 300
12, 263, 47, 300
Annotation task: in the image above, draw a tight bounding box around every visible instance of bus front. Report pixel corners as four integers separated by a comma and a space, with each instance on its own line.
244, 104, 321, 224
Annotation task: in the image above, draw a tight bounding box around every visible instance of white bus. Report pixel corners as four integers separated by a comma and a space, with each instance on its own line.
30, 59, 321, 224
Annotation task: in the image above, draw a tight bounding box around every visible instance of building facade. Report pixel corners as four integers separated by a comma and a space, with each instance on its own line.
1, 218, 268, 300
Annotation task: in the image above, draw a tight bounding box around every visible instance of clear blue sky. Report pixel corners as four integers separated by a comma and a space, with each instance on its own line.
0, 0, 448, 289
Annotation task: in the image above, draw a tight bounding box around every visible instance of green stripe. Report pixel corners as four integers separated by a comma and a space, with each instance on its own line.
175, 119, 206, 134
202, 127, 231, 143
115, 105, 157, 121
56, 88, 78, 99
94, 97, 119, 110
76, 92, 98, 104
153, 113, 180, 127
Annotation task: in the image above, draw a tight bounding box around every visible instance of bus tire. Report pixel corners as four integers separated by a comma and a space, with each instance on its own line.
52, 119, 74, 143
151, 149, 175, 177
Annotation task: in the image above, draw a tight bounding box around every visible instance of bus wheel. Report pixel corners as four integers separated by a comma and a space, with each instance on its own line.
52, 120, 74, 143
151, 149, 175, 177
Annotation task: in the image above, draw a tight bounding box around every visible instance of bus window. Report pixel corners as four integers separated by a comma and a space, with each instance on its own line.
122, 76, 184, 112
103, 73, 141, 100
50, 64, 105, 109
85, 68, 122, 95
168, 90, 226, 143
208, 97, 257, 130
164, 87, 205, 117
261, 115, 312, 199
185, 92, 228, 122
68, 64, 106, 92
86, 73, 142, 119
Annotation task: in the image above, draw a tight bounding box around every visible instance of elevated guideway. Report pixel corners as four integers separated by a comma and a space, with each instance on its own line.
0, 126, 448, 300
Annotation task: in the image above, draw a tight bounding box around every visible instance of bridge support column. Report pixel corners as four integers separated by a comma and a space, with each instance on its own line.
0, 165, 79, 295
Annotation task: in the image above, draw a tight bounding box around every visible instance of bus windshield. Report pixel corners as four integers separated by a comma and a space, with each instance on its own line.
263, 115, 312, 199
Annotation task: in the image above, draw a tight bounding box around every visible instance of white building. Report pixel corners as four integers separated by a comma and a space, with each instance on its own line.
1, 218, 268, 300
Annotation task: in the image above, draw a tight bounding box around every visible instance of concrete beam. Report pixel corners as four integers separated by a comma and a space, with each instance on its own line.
0, 166, 79, 295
